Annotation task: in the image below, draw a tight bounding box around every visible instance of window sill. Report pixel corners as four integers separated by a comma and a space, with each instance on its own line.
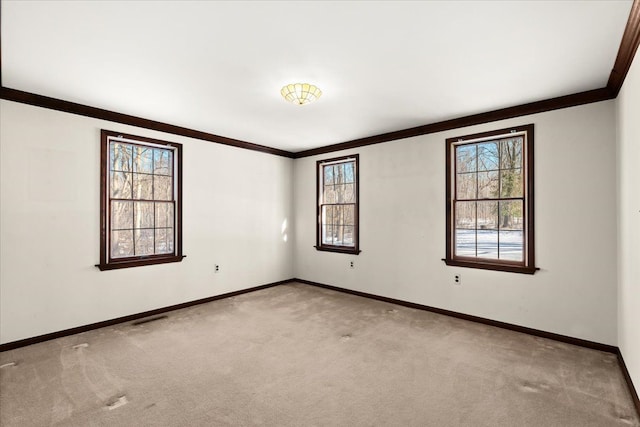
96, 255, 186, 271
443, 258, 538, 274
315, 246, 361, 255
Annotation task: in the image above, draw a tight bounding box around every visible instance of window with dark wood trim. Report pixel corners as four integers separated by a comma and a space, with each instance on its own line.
98, 130, 184, 270
445, 124, 536, 274
316, 154, 360, 254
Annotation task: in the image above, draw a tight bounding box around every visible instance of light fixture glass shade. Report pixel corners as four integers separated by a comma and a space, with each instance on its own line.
281, 83, 322, 105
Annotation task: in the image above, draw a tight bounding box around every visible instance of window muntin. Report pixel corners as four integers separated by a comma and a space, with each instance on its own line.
99, 130, 184, 270
446, 125, 535, 274
316, 155, 360, 254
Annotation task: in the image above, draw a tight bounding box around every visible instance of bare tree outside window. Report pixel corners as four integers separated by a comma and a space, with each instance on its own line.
445, 125, 536, 274
316, 155, 360, 254
98, 130, 184, 270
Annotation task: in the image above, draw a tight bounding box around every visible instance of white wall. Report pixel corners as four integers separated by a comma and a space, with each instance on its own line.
616, 52, 640, 389
0, 93, 624, 349
0, 100, 294, 344
294, 100, 618, 345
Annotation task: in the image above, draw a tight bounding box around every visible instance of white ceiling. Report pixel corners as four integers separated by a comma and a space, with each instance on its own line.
1, 0, 633, 153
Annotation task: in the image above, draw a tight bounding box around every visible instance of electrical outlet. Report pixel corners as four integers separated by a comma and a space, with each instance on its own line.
215, 264, 220, 273
349, 261, 355, 269
454, 274, 461, 285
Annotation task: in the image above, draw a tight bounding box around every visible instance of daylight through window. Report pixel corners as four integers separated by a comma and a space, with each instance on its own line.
98, 130, 184, 270
316, 155, 360, 254
445, 125, 536, 274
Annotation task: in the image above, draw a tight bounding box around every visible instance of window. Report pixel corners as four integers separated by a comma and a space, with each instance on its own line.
445, 124, 536, 274
98, 130, 184, 270
316, 155, 360, 254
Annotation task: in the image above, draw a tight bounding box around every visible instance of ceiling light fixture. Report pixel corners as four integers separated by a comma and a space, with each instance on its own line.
281, 83, 322, 105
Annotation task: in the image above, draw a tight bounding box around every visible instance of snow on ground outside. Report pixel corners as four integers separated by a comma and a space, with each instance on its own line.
456, 229, 523, 261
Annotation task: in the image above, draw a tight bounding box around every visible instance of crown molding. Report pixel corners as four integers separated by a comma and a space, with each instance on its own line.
1, 1, 638, 158
608, 0, 640, 97
292, 88, 612, 158
0, 87, 295, 158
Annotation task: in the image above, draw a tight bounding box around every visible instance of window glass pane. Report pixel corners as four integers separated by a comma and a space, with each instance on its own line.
155, 228, 174, 254
153, 149, 173, 176
343, 205, 355, 226
499, 230, 523, 261
455, 201, 476, 230
134, 201, 154, 229
477, 229, 498, 259
110, 143, 132, 172
111, 201, 133, 230
324, 184, 336, 204
343, 226, 354, 246
334, 164, 345, 184
132, 173, 153, 200
500, 137, 523, 169
456, 172, 476, 200
500, 168, 523, 198
334, 184, 344, 203
323, 224, 333, 245
477, 142, 499, 171
499, 200, 524, 230
133, 146, 154, 173
334, 205, 343, 225
455, 202, 477, 256
476, 201, 499, 259
334, 225, 344, 245
154, 175, 173, 201
477, 171, 499, 199
455, 229, 476, 257
324, 165, 334, 185
344, 162, 355, 183
477, 201, 498, 230
456, 145, 476, 173
111, 230, 133, 258
322, 205, 333, 226
110, 171, 132, 199
134, 229, 155, 256
341, 183, 355, 203
156, 203, 174, 228
333, 205, 344, 227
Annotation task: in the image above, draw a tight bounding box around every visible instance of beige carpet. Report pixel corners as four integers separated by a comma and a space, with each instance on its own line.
0, 282, 638, 427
